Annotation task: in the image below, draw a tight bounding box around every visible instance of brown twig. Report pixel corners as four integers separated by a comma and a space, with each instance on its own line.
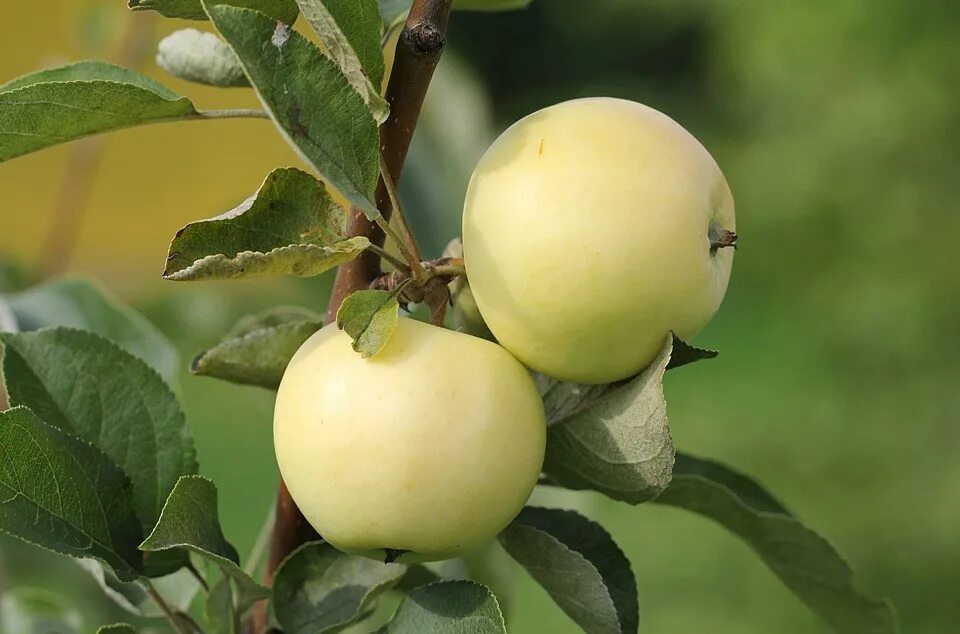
262, 0, 454, 613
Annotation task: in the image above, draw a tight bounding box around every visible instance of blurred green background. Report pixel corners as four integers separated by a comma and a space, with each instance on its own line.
1, 0, 959, 631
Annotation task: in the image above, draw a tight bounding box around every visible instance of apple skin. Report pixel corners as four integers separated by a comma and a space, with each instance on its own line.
462, 97, 735, 384
273, 318, 546, 562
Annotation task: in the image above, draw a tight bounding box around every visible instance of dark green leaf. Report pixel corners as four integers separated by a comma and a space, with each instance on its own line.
140, 476, 269, 612
205, 4, 381, 217
0, 328, 197, 545
336, 288, 404, 358
384, 580, 506, 633
0, 407, 143, 581
297, 0, 389, 122
129, 0, 299, 22
164, 168, 369, 282
157, 29, 248, 88
665, 334, 718, 370
97, 626, 136, 634
273, 541, 407, 634
3, 277, 180, 385
393, 564, 442, 593
654, 454, 899, 634
0, 61, 196, 162
499, 507, 637, 634
542, 337, 675, 503
207, 577, 237, 634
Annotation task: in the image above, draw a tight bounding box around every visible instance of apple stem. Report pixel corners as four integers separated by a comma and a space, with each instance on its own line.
709, 222, 738, 252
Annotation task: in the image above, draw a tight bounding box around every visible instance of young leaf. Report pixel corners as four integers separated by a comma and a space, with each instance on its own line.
0, 328, 198, 542
384, 580, 506, 633
0, 407, 144, 581
157, 29, 248, 88
296, 0, 389, 123
654, 454, 898, 634
204, 3, 381, 217
273, 541, 407, 634
665, 334, 718, 370
2, 277, 180, 386
129, 0, 299, 22
542, 336, 675, 503
140, 475, 269, 612
164, 168, 369, 282
0, 61, 196, 162
207, 577, 237, 634
336, 288, 404, 358
499, 507, 637, 634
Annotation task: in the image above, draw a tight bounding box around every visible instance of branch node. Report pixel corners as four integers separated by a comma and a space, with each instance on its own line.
404, 22, 446, 56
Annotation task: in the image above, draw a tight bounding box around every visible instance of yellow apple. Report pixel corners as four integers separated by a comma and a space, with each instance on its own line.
273, 318, 546, 562
462, 97, 736, 384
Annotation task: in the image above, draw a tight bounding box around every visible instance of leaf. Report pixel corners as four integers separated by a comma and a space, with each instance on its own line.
192, 310, 322, 389
335, 288, 404, 358
0, 61, 196, 162
157, 29, 248, 88
499, 507, 637, 634
164, 168, 369, 282
378, 0, 531, 27
0, 328, 197, 545
207, 577, 237, 634
542, 337, 675, 503
0, 406, 143, 581
665, 334, 718, 370
97, 626, 137, 634
384, 580, 506, 633
226, 305, 323, 338
297, 0, 389, 124
205, 3, 381, 217
129, 0, 299, 22
654, 454, 898, 634
140, 475, 269, 612
77, 559, 202, 618
273, 541, 407, 634
1, 587, 82, 633
2, 277, 180, 386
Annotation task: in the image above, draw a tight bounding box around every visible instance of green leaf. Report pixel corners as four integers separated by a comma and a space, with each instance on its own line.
273, 541, 407, 634
207, 577, 237, 634
499, 507, 637, 634
157, 29, 248, 88
205, 4, 381, 217
335, 288, 404, 358
0, 328, 197, 544
1, 587, 82, 633
140, 475, 269, 613
297, 0, 389, 123
2, 277, 180, 386
192, 310, 322, 389
0, 61, 196, 162
97, 626, 137, 634
164, 167, 369, 282
227, 306, 323, 338
542, 336, 675, 503
654, 454, 898, 634
384, 580, 506, 633
76, 559, 202, 618
0, 406, 143, 581
129, 0, 299, 22
665, 334, 718, 370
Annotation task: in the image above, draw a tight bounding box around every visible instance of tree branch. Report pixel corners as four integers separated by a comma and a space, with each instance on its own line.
263, 0, 454, 597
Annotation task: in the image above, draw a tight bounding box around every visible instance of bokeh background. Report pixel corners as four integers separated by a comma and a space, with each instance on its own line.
2, 0, 959, 631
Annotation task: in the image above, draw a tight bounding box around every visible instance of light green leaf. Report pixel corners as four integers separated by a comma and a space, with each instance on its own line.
207, 577, 237, 634
273, 541, 407, 634
0, 406, 143, 581
385, 580, 506, 633
163, 168, 369, 282
2, 277, 180, 386
140, 475, 269, 613
542, 336, 675, 503
129, 0, 299, 22
192, 309, 322, 389
205, 4, 381, 217
655, 454, 898, 634
0, 61, 196, 162
297, 0, 389, 123
0, 328, 198, 548
335, 288, 404, 358
157, 29, 248, 88
499, 507, 637, 634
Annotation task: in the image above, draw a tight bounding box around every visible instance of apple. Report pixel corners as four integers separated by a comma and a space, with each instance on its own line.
462, 97, 736, 384
273, 318, 546, 562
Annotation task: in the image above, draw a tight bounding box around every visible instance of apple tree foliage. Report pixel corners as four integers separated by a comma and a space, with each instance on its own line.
0, 0, 896, 632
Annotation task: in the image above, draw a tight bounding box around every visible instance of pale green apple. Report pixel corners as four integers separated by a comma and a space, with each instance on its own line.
462, 97, 736, 384
273, 318, 546, 562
